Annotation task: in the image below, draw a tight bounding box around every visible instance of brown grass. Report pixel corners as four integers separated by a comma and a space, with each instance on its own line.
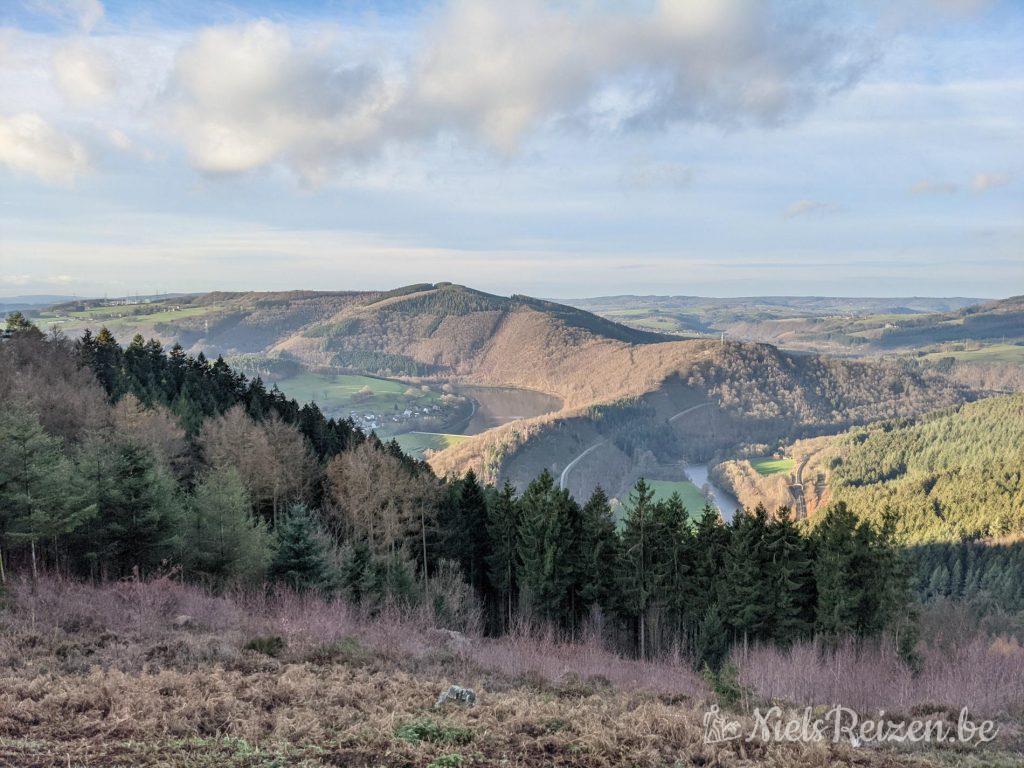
0, 576, 1020, 766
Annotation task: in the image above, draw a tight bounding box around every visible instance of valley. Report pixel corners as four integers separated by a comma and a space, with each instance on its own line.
25, 283, 1010, 520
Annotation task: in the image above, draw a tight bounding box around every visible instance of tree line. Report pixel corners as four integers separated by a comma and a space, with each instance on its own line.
0, 314, 915, 668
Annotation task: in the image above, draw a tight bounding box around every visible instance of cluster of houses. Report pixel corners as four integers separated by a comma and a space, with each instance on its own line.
349, 403, 443, 432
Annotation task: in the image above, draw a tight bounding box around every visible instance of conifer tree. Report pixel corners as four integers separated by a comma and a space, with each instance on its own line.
486, 481, 520, 630
616, 478, 660, 657
691, 504, 730, 623
762, 511, 814, 643
185, 467, 270, 587
720, 504, 773, 643
456, 469, 491, 594
694, 601, 730, 672
0, 406, 86, 580
269, 504, 335, 593
579, 486, 619, 612
75, 440, 182, 579
653, 492, 696, 644
516, 470, 571, 624
812, 502, 866, 637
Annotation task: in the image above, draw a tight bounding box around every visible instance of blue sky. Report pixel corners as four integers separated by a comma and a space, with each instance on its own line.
1, 0, 1021, 299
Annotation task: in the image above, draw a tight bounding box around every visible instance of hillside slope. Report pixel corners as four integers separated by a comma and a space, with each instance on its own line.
35, 284, 970, 490
794, 395, 1024, 542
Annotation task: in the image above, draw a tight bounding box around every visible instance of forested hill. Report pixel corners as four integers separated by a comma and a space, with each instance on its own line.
0, 316, 915, 671
40, 284, 668, 378
811, 394, 1024, 543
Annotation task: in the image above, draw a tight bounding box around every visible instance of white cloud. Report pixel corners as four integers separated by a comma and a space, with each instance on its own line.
783, 199, 839, 219
971, 172, 1011, 192
27, 0, 104, 33
51, 42, 117, 107
163, 2, 872, 180
169, 21, 394, 181
405, 0, 872, 147
911, 179, 958, 195
0, 112, 88, 184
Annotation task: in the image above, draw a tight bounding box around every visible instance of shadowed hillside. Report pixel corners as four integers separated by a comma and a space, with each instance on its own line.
34, 285, 971, 491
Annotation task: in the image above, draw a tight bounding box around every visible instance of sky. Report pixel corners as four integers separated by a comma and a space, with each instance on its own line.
0, 0, 1021, 300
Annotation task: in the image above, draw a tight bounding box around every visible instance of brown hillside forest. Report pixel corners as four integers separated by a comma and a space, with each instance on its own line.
3, 293, 1024, 766
40, 284, 972, 492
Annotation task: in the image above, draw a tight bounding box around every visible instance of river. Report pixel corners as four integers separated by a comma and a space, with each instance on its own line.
450, 385, 562, 435
685, 463, 743, 522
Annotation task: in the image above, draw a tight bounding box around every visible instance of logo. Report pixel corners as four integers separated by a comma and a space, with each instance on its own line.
701, 705, 998, 747
702, 705, 742, 743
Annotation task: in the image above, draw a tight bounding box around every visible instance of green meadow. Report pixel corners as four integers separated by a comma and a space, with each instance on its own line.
274, 372, 441, 414
749, 456, 795, 476
645, 480, 709, 512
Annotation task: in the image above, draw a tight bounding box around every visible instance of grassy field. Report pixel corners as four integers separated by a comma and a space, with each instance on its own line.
920, 343, 1024, 365
598, 310, 701, 337
275, 372, 441, 415
749, 456, 795, 476
395, 431, 470, 458
646, 480, 708, 511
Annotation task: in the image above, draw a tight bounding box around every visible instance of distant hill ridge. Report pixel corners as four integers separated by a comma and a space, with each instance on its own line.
36, 283, 972, 484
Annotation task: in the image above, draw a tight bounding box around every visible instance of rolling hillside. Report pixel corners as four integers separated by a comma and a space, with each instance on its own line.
720, 395, 1024, 543
568, 293, 1023, 360
32, 284, 971, 492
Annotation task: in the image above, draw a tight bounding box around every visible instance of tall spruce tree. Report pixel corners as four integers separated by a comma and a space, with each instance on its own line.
185, 467, 271, 588
720, 504, 773, 643
72, 436, 181, 579
762, 511, 815, 644
0, 406, 87, 580
653, 492, 697, 646
616, 478, 661, 658
486, 481, 520, 631
269, 504, 335, 593
579, 486, 619, 613
456, 470, 491, 595
516, 470, 572, 625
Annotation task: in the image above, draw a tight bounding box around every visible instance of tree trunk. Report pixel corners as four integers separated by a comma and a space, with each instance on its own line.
420, 508, 429, 600
30, 539, 38, 582
0, 547, 6, 584
639, 612, 646, 660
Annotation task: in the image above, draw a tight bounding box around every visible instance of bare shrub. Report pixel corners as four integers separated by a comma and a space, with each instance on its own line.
733, 635, 1024, 719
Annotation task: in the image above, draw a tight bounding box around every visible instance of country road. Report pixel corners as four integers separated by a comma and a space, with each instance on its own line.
558, 402, 713, 490
558, 439, 609, 490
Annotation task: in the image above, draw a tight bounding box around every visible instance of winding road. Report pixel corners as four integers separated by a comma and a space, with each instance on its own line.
558, 402, 713, 490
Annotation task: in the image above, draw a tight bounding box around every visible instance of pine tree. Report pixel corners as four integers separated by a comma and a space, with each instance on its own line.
0, 406, 87, 580
720, 504, 773, 643
616, 478, 660, 658
579, 486, 619, 612
516, 470, 571, 624
269, 504, 335, 593
691, 504, 730, 623
812, 502, 866, 637
486, 481, 519, 631
762, 512, 815, 644
694, 601, 730, 672
653, 492, 696, 646
75, 440, 182, 579
456, 470, 491, 594
184, 467, 270, 587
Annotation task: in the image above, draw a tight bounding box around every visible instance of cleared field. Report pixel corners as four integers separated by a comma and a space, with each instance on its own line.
395, 431, 470, 458
275, 372, 441, 414
645, 480, 708, 511
749, 456, 795, 476
921, 343, 1024, 365
599, 310, 700, 336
